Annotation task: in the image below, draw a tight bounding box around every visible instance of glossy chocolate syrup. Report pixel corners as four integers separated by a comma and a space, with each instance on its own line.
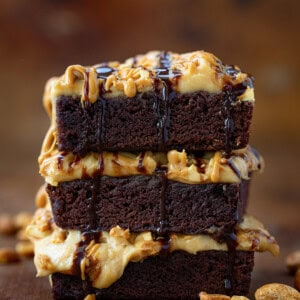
96, 65, 115, 79
152, 53, 180, 252
195, 157, 206, 174
226, 157, 241, 179
137, 151, 146, 173
74, 72, 108, 277
68, 154, 81, 169
222, 77, 250, 153
150, 165, 171, 254
223, 231, 239, 292
154, 52, 181, 152
72, 231, 102, 276
57, 151, 68, 170
83, 70, 90, 102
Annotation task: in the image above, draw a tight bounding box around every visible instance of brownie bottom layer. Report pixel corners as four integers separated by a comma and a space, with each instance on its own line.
51, 250, 254, 300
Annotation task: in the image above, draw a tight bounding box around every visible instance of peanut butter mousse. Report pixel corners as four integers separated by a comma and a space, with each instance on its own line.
27, 205, 278, 290
39, 145, 262, 186
45, 50, 254, 102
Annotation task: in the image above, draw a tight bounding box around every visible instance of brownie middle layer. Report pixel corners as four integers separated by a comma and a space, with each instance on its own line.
56, 91, 253, 156
47, 176, 249, 236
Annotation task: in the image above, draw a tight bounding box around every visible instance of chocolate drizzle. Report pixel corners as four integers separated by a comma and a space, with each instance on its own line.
151, 52, 182, 253
226, 157, 241, 179
57, 153, 65, 170
87, 177, 99, 231
72, 231, 102, 276
223, 231, 238, 292
96, 65, 115, 79
73, 71, 108, 282
83, 70, 90, 102
137, 151, 146, 173
195, 155, 206, 174
154, 51, 181, 152
222, 84, 235, 154
158, 169, 168, 235
151, 166, 171, 254
222, 81, 249, 153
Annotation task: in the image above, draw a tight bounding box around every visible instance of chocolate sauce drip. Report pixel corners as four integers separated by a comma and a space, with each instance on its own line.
98, 152, 104, 175
224, 65, 240, 79
86, 176, 99, 231
131, 56, 138, 67
151, 52, 182, 244
222, 82, 248, 153
226, 157, 241, 179
195, 157, 206, 174
223, 231, 238, 292
72, 231, 102, 276
81, 166, 90, 179
222, 84, 235, 154
57, 154, 64, 170
97, 92, 107, 151
154, 167, 169, 237
96, 65, 115, 79
154, 51, 181, 152
137, 151, 146, 173
57, 151, 68, 169
250, 146, 261, 169
152, 232, 171, 257
83, 70, 90, 102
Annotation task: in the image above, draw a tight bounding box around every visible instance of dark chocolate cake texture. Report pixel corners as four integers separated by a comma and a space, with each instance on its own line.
26, 50, 279, 300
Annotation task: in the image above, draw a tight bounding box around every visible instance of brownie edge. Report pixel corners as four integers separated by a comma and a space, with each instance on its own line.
47, 176, 250, 236
51, 250, 254, 300
56, 91, 253, 155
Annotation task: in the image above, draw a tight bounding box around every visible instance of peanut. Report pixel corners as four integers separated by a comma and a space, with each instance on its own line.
13, 212, 32, 229
199, 292, 230, 300
255, 283, 300, 300
286, 251, 300, 274
15, 241, 34, 258
0, 214, 17, 235
0, 247, 20, 263
84, 295, 96, 300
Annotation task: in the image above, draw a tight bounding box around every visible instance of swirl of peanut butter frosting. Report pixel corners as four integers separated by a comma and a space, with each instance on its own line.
39, 145, 263, 186
43, 50, 254, 104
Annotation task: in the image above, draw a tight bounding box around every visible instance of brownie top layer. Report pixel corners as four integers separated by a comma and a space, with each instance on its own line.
43, 50, 254, 104
39, 144, 263, 186
27, 204, 279, 290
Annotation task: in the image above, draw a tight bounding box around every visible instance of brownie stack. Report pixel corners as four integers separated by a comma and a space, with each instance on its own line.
27, 51, 279, 300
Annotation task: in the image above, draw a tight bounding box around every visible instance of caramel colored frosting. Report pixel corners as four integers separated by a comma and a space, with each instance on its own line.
27, 196, 278, 290
39, 144, 263, 186
44, 50, 254, 104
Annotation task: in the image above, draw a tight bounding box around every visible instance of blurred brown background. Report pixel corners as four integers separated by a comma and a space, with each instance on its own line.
0, 0, 299, 298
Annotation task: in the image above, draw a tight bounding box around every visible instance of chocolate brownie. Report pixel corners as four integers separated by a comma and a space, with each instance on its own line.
43, 50, 255, 156
28, 50, 274, 300
51, 250, 254, 299
46, 176, 249, 237
56, 91, 253, 156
